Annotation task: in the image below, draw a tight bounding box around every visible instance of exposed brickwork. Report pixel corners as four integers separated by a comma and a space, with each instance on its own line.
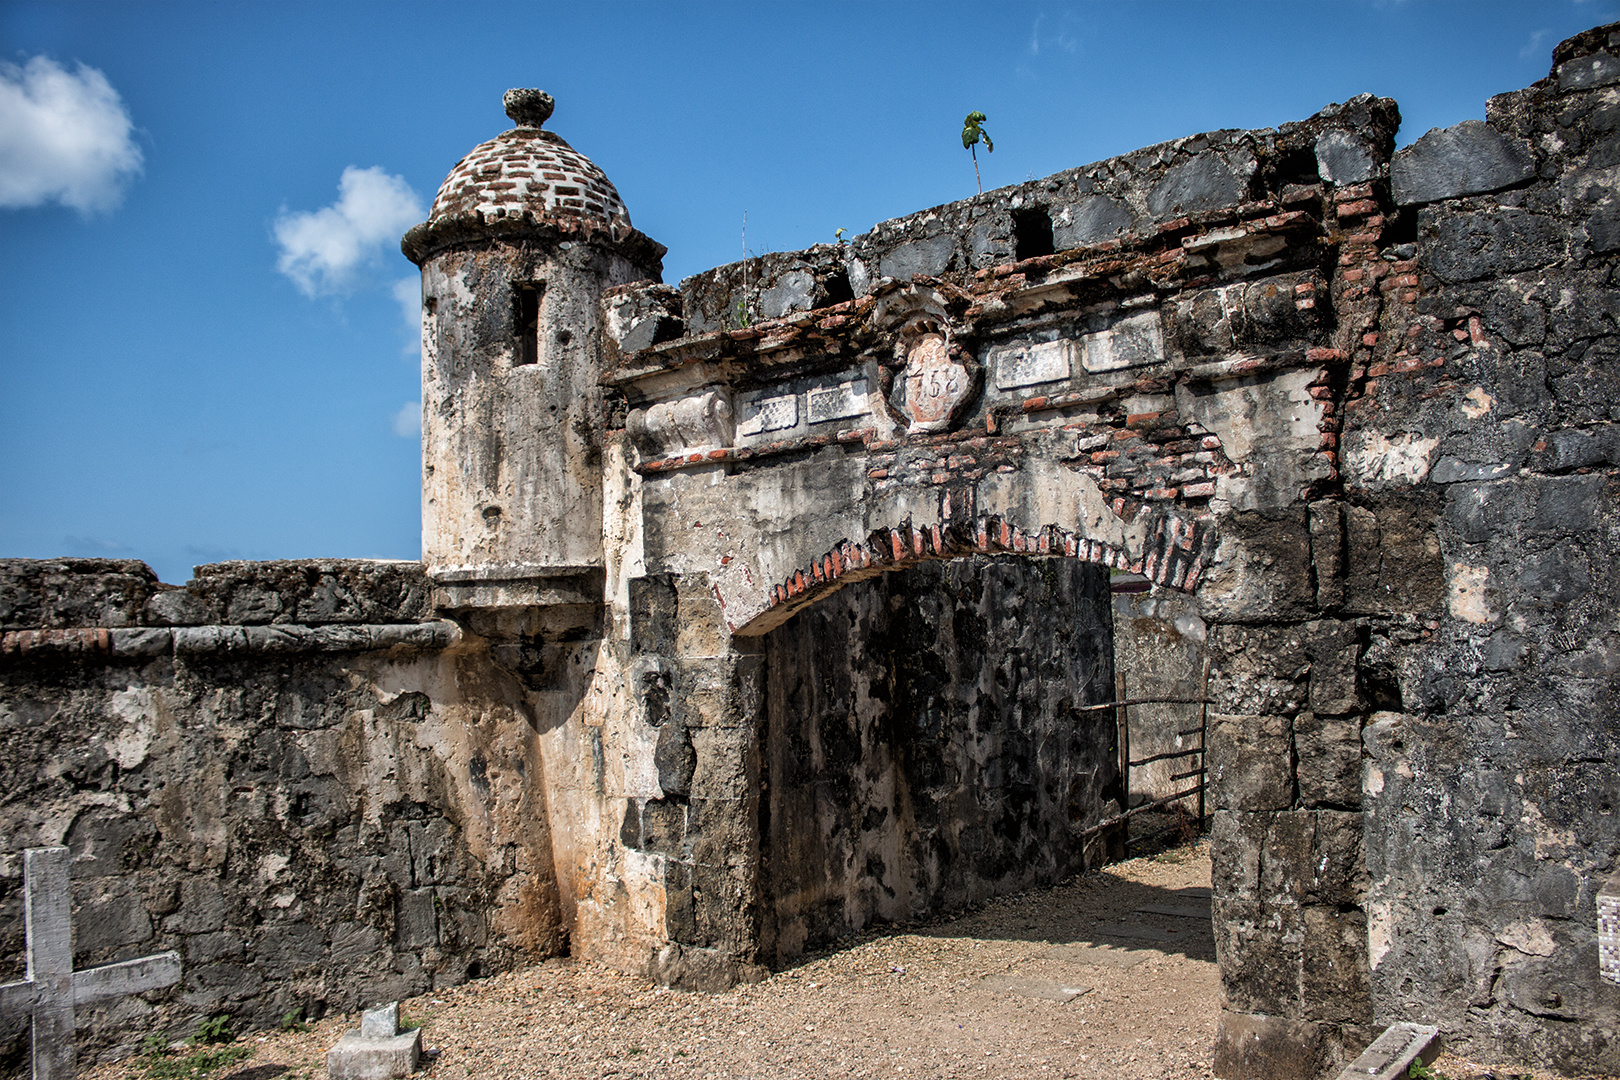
762, 509, 1212, 623
430, 129, 631, 235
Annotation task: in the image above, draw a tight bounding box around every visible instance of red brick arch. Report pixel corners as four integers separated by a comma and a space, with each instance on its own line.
746, 507, 1213, 635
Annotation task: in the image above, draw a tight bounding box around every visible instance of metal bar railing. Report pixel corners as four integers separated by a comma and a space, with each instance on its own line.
1130, 746, 1203, 768
1073, 696, 1213, 713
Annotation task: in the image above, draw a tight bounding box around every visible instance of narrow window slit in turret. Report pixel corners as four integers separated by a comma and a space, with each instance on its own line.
513, 282, 543, 365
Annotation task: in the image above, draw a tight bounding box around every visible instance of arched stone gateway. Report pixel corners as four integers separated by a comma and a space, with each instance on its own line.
399, 44, 1617, 1076
3, 25, 1617, 1080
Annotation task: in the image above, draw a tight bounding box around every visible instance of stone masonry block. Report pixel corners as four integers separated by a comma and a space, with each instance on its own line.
878, 234, 955, 281
1053, 195, 1134, 250
1147, 154, 1247, 220
1305, 620, 1363, 716
1212, 810, 1365, 907
1210, 811, 1264, 901
1421, 205, 1565, 284
1214, 1010, 1324, 1080
1301, 905, 1372, 1024
1196, 509, 1315, 622
654, 720, 697, 796
1208, 715, 1293, 811
1208, 623, 1310, 716
1343, 498, 1444, 616
1213, 896, 1304, 1015
394, 889, 437, 949
1316, 130, 1377, 185
1310, 501, 1345, 609
650, 943, 767, 992
689, 726, 756, 799
1270, 811, 1365, 907
1392, 119, 1537, 205
1294, 713, 1364, 809
1558, 51, 1620, 91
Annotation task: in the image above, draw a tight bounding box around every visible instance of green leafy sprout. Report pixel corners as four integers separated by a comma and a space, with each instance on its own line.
189, 1016, 233, 1045
132, 1033, 253, 1080
962, 111, 994, 193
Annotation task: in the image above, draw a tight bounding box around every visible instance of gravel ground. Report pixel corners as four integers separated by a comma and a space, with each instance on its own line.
82, 840, 1609, 1080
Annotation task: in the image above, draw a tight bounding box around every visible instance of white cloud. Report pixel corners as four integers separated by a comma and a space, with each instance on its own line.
391, 401, 421, 439
274, 166, 423, 296
0, 55, 143, 214
392, 276, 423, 356
1521, 29, 1552, 61
1027, 12, 1078, 58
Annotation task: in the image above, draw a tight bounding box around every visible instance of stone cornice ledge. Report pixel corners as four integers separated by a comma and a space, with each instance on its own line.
0, 622, 460, 662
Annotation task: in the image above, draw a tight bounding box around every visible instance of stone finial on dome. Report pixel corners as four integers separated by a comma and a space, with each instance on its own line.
503, 89, 554, 130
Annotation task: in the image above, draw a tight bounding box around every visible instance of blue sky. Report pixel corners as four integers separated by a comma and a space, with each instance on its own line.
1, 0, 1611, 586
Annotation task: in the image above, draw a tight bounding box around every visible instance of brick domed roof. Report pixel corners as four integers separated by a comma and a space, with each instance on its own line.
403, 90, 663, 269
429, 127, 633, 234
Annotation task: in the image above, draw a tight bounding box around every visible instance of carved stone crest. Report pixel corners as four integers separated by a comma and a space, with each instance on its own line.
870, 281, 979, 435
892, 332, 973, 434
627, 389, 735, 458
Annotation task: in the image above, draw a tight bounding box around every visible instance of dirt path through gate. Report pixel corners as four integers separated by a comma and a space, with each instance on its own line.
84, 837, 1593, 1080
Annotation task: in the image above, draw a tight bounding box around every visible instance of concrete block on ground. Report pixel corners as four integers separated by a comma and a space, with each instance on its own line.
327, 1001, 421, 1080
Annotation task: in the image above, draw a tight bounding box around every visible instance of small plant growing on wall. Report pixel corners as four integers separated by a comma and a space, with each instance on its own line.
962, 111, 994, 193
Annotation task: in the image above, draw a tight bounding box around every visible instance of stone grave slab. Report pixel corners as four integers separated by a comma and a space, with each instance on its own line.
1038, 944, 1149, 968
978, 974, 1092, 1003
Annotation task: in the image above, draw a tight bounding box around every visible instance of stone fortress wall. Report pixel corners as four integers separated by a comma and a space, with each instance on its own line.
4, 24, 1619, 1079
0, 560, 560, 1066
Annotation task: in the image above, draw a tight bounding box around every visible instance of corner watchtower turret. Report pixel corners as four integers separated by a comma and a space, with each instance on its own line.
402, 90, 665, 614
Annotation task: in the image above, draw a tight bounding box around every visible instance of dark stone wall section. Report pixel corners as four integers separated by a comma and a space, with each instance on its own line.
0, 559, 559, 1070
758, 556, 1116, 967
1354, 25, 1620, 1075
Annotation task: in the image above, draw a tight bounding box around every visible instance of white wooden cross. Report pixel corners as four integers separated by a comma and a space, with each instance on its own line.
0, 847, 181, 1080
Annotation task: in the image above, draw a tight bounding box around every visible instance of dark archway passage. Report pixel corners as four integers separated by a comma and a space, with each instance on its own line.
756, 555, 1118, 968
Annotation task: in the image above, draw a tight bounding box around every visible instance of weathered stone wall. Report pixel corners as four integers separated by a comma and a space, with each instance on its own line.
0, 559, 563, 1070
1354, 24, 1620, 1073
5, 23, 1619, 1080
758, 557, 1116, 966
591, 24, 1618, 1078
1112, 587, 1207, 807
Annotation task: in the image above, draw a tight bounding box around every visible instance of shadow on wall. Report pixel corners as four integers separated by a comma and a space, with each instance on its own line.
756, 555, 1119, 970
